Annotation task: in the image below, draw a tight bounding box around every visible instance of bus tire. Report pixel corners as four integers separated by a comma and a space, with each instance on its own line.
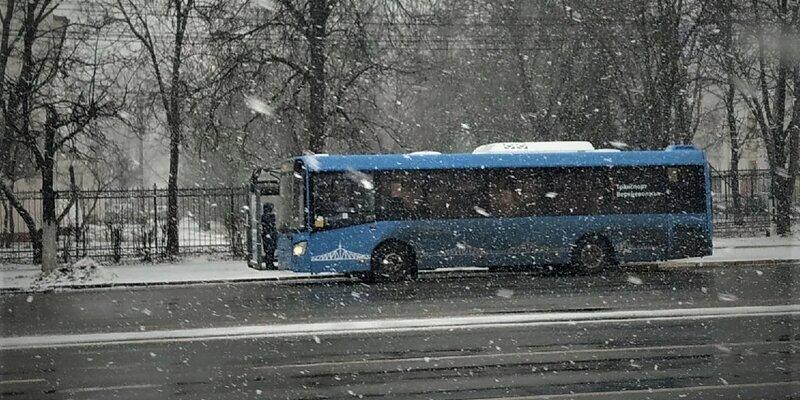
571, 235, 615, 274
370, 241, 417, 282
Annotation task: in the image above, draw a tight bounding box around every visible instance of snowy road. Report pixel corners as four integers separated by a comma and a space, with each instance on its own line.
0, 262, 798, 399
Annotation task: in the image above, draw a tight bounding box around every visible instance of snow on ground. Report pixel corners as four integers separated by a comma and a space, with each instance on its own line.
0, 256, 325, 292
682, 232, 799, 263
713, 234, 799, 249
1, 235, 797, 292
27, 258, 118, 291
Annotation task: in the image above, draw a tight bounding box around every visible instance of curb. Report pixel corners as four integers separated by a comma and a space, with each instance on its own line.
714, 244, 799, 250
658, 259, 799, 269
1, 259, 798, 294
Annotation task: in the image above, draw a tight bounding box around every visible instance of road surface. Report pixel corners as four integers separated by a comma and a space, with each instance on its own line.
1, 262, 798, 399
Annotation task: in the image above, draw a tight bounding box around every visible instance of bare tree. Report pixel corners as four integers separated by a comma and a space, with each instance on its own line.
113, 0, 195, 256
0, 0, 124, 271
702, 0, 747, 222
734, 0, 799, 236
571, 0, 709, 148
202, 0, 424, 156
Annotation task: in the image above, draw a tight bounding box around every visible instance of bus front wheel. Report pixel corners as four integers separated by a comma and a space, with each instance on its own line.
571, 236, 615, 274
370, 242, 417, 282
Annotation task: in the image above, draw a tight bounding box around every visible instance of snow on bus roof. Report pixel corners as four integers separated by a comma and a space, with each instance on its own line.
297, 146, 706, 172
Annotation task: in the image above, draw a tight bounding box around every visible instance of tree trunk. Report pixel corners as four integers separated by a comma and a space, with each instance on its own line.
724, 62, 742, 224
166, 119, 180, 256
773, 173, 792, 235
40, 155, 57, 273
730, 144, 741, 224
307, 0, 328, 153
0, 182, 41, 262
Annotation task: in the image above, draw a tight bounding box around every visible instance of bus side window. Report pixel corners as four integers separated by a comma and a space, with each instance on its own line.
376, 172, 413, 220
582, 169, 609, 215
515, 170, 544, 217
608, 166, 668, 214
666, 166, 705, 213
376, 171, 436, 220
463, 170, 492, 218
486, 169, 524, 218
541, 168, 574, 215
312, 172, 375, 228
426, 172, 453, 219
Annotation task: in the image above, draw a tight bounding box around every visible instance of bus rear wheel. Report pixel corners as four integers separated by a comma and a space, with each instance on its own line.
370, 242, 417, 282
571, 236, 614, 274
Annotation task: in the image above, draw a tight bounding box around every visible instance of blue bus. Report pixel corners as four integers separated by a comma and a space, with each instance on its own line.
264, 144, 712, 280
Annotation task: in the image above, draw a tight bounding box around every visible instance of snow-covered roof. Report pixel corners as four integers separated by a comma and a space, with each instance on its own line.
296, 147, 706, 172
472, 141, 595, 154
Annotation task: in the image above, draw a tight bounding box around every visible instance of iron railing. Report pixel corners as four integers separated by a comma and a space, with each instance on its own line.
710, 168, 799, 236
1, 186, 247, 263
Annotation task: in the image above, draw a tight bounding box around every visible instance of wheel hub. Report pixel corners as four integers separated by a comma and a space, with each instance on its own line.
382, 253, 404, 273
581, 244, 605, 270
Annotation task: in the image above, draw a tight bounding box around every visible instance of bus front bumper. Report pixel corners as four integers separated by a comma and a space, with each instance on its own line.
275, 235, 312, 272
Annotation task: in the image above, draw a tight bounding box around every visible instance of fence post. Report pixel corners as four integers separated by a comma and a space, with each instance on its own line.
724, 173, 730, 221
153, 184, 158, 256
229, 190, 240, 257
74, 188, 80, 260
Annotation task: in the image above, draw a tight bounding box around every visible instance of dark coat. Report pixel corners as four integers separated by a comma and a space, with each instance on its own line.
261, 204, 276, 249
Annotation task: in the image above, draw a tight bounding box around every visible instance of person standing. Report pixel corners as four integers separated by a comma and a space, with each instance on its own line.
261, 203, 277, 265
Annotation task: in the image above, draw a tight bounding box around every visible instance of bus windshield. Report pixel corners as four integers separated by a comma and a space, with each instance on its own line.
276, 161, 306, 232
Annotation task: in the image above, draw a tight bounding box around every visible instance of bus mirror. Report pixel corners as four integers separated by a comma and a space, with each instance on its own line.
314, 216, 325, 228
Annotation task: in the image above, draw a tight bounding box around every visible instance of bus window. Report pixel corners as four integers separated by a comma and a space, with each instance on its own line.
312, 172, 375, 229
487, 170, 524, 218
608, 167, 668, 214
530, 168, 611, 216
666, 166, 706, 213
514, 170, 546, 217
376, 172, 430, 220
379, 178, 423, 220
376, 170, 490, 220
435, 170, 491, 219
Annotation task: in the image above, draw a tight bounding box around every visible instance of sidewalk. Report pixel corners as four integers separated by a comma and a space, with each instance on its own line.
0, 258, 333, 292
1, 236, 797, 292
676, 235, 800, 264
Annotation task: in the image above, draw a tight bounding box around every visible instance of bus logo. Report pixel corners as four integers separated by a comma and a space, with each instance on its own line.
311, 244, 370, 262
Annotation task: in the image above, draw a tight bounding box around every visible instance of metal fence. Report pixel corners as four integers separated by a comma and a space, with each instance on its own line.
710, 169, 799, 236
1, 187, 248, 263
0, 169, 797, 263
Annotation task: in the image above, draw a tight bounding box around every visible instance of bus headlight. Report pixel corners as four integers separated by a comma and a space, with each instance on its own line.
292, 241, 307, 256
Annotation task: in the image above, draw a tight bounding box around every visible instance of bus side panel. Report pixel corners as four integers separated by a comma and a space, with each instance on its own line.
275, 234, 295, 270
385, 217, 574, 269
403, 214, 676, 268
303, 225, 379, 273
668, 213, 712, 259
380, 219, 491, 270
296, 220, 497, 273
600, 214, 672, 263
486, 216, 572, 266
498, 215, 671, 265
503, 215, 668, 265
